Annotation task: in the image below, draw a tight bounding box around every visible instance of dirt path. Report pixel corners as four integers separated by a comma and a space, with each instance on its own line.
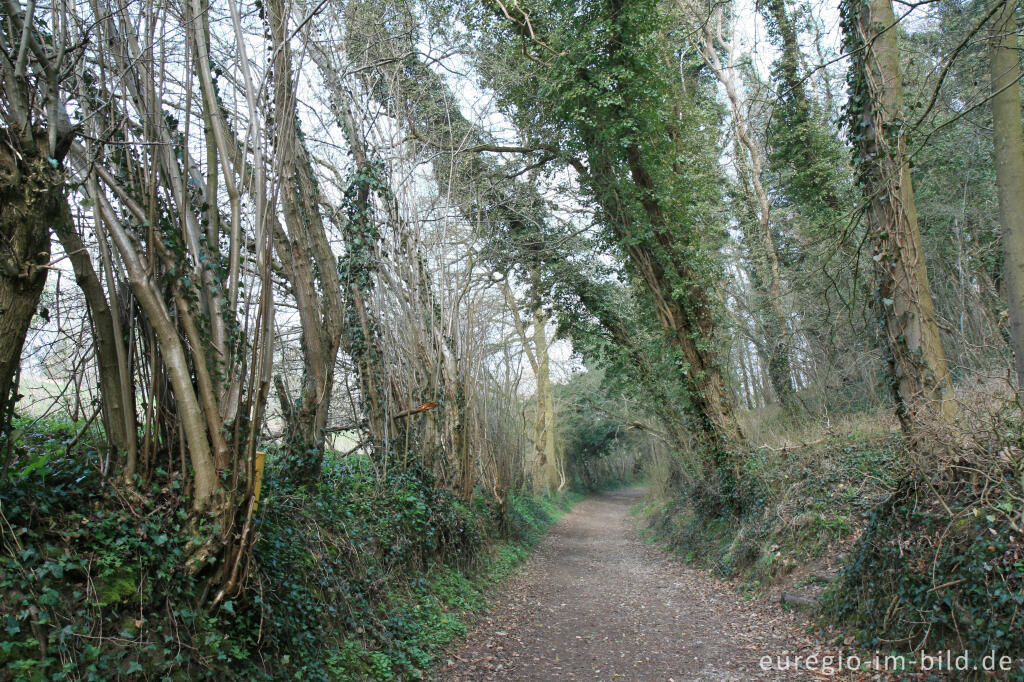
441, 488, 831, 681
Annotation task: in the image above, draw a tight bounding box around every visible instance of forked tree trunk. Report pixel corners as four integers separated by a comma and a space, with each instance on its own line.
847, 0, 956, 434
0, 139, 66, 422
267, 0, 345, 480
504, 281, 562, 495
989, 0, 1024, 393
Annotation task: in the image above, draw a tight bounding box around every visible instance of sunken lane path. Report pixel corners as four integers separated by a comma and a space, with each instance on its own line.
440, 488, 833, 681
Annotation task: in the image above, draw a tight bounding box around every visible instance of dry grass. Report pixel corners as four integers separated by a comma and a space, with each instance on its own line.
737, 404, 897, 451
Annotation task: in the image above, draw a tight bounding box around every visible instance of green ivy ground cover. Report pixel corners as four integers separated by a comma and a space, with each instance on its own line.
0, 418, 579, 680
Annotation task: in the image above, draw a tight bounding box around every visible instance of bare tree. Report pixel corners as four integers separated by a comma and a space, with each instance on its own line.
695, 9, 797, 410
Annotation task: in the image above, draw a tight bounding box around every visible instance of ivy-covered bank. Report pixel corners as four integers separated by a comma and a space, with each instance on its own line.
643, 428, 1024, 678
0, 419, 578, 680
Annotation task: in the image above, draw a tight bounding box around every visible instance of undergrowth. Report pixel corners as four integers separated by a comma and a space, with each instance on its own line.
0, 418, 578, 680
822, 466, 1024, 678
646, 405, 1024, 678
643, 433, 899, 588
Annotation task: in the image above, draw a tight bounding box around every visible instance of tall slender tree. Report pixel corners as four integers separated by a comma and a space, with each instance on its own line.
696, 11, 797, 410
989, 0, 1024, 392
842, 0, 956, 435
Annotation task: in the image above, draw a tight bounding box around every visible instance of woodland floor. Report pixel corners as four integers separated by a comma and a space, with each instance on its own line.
439, 488, 840, 681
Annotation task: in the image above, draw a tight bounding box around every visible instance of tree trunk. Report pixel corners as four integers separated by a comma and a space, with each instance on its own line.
762, 0, 845, 216
989, 0, 1024, 392
54, 221, 136, 464
533, 307, 560, 494
734, 161, 796, 413
0, 140, 65, 422
737, 338, 754, 410
267, 0, 344, 480
616, 146, 742, 461
846, 0, 956, 434
763, 0, 804, 112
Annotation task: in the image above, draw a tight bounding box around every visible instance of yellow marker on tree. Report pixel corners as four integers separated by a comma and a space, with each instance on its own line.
253, 451, 267, 512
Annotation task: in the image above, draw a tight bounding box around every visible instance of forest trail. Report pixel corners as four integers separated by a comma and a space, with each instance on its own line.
442, 488, 826, 681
